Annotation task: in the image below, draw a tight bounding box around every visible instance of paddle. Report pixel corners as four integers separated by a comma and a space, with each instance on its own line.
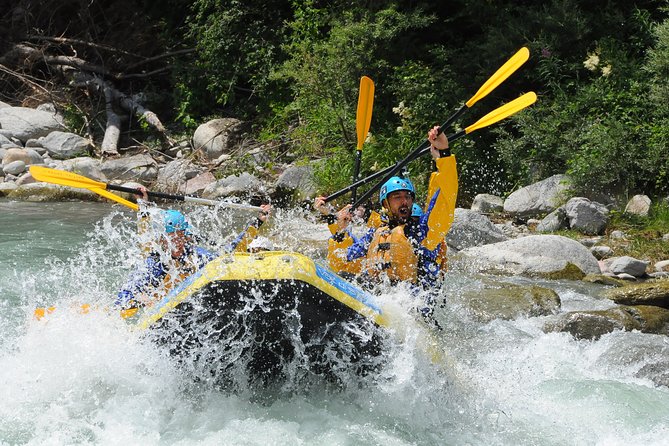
325, 91, 537, 203
29, 165, 262, 211
348, 47, 530, 210
351, 76, 375, 203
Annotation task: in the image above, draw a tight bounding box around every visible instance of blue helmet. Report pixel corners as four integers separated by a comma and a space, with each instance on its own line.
379, 176, 415, 203
411, 203, 424, 217
162, 209, 190, 234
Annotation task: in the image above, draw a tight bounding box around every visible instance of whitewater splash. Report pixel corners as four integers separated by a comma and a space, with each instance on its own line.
1, 202, 668, 444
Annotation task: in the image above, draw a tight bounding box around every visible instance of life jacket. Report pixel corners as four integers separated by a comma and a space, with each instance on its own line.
365, 225, 418, 283
326, 211, 383, 275
136, 255, 196, 307
436, 240, 448, 273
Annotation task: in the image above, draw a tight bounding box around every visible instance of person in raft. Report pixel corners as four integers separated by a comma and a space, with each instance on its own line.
115, 187, 272, 309
322, 125, 457, 289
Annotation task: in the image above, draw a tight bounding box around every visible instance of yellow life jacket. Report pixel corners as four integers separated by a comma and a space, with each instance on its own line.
326, 211, 383, 275
137, 259, 193, 307
365, 225, 418, 283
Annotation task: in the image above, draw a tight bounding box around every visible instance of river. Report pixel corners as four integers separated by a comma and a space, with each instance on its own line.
1, 200, 668, 445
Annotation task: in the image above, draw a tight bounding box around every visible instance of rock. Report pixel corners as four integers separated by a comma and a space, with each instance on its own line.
608, 256, 648, 277
185, 171, 216, 196
15, 172, 37, 186
1, 148, 43, 166
0, 133, 14, 147
655, 260, 669, 272
273, 164, 317, 203
579, 236, 603, 247
192, 118, 245, 161
0, 182, 18, 196
0, 101, 10, 108
624, 194, 651, 216
202, 172, 263, 199
535, 206, 567, 233
38, 131, 92, 159
2, 160, 26, 175
154, 159, 200, 193
0, 106, 65, 142
663, 233, 669, 242
545, 307, 641, 340
503, 174, 571, 218
605, 281, 669, 308
100, 154, 158, 182
7, 183, 100, 202
456, 283, 561, 323
590, 245, 613, 260
453, 234, 601, 279
565, 197, 609, 235
616, 273, 637, 281
494, 221, 525, 238
59, 157, 106, 182
582, 274, 625, 287
610, 230, 626, 239
447, 208, 509, 250
649, 272, 669, 279
471, 194, 504, 213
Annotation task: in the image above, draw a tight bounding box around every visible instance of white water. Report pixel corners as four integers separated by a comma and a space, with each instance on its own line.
1, 200, 668, 445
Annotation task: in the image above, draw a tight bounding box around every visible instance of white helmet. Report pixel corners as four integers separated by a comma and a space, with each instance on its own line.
248, 236, 274, 252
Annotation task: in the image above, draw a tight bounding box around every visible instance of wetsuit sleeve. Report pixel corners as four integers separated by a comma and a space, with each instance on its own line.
115, 256, 163, 307
346, 227, 375, 261
422, 155, 458, 251
195, 246, 217, 265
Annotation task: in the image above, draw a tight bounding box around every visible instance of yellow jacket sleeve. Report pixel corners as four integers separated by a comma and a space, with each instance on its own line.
423, 155, 458, 251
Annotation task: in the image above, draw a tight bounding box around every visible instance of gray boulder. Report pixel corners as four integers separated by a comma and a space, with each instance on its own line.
536, 206, 567, 233
0, 106, 65, 142
60, 157, 106, 182
100, 154, 158, 182
624, 194, 651, 216
565, 197, 609, 235
605, 281, 669, 308
39, 131, 91, 159
590, 245, 614, 260
503, 174, 571, 217
1, 148, 43, 166
0, 133, 14, 147
447, 208, 508, 250
471, 193, 504, 213
185, 171, 216, 196
454, 234, 601, 279
655, 260, 669, 272
193, 118, 245, 161
202, 172, 262, 199
155, 159, 201, 193
7, 182, 100, 202
3, 160, 26, 175
274, 164, 317, 202
608, 256, 648, 277
0, 182, 18, 196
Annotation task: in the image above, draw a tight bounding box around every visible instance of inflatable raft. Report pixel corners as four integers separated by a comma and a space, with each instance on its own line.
133, 251, 388, 386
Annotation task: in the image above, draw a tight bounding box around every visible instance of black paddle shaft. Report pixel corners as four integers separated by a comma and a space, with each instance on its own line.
107, 184, 186, 202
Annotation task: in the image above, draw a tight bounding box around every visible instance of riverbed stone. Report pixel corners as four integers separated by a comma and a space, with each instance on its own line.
503, 174, 571, 218
38, 131, 92, 159
0, 106, 65, 142
453, 234, 601, 279
456, 283, 561, 323
471, 193, 504, 214
59, 157, 106, 182
0, 181, 18, 196
100, 153, 158, 182
605, 281, 669, 309
565, 197, 609, 235
624, 194, 651, 216
1, 148, 43, 166
185, 171, 216, 196
582, 274, 625, 287
536, 206, 567, 233
2, 160, 26, 175
6, 182, 101, 202
590, 245, 613, 260
447, 208, 508, 250
154, 159, 200, 193
273, 164, 317, 203
655, 260, 669, 272
608, 256, 648, 277
202, 172, 263, 199
192, 118, 245, 161
15, 171, 37, 186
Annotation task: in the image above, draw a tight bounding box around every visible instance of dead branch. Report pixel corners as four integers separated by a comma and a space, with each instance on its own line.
24, 35, 144, 59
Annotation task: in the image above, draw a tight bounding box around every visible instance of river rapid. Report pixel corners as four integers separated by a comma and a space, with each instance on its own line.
1, 200, 668, 445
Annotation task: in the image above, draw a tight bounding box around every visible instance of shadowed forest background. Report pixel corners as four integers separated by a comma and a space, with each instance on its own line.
1, 0, 668, 204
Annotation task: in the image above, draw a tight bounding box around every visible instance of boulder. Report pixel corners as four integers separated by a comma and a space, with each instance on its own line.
624, 194, 651, 216
185, 171, 216, 196
0, 133, 14, 147
605, 281, 669, 309
456, 283, 560, 323
59, 157, 106, 182
0, 182, 18, 196
447, 208, 508, 250
2, 160, 26, 175
0, 106, 65, 142
1, 148, 43, 165
454, 234, 601, 279
192, 118, 245, 161
7, 183, 100, 202
100, 154, 158, 182
273, 164, 317, 203
608, 256, 648, 277
15, 171, 37, 186
202, 172, 263, 199
590, 245, 613, 260
565, 197, 609, 235
503, 174, 571, 217
154, 159, 200, 193
38, 131, 91, 159
581, 274, 625, 287
471, 193, 504, 214
536, 206, 567, 233
655, 260, 669, 272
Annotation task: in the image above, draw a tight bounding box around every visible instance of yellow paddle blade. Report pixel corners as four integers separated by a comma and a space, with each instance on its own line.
465, 47, 530, 108
356, 76, 375, 151
30, 165, 107, 189
90, 187, 139, 211
465, 91, 537, 134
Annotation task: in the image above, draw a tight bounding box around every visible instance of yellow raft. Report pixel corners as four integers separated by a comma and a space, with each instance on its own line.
133, 251, 388, 385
